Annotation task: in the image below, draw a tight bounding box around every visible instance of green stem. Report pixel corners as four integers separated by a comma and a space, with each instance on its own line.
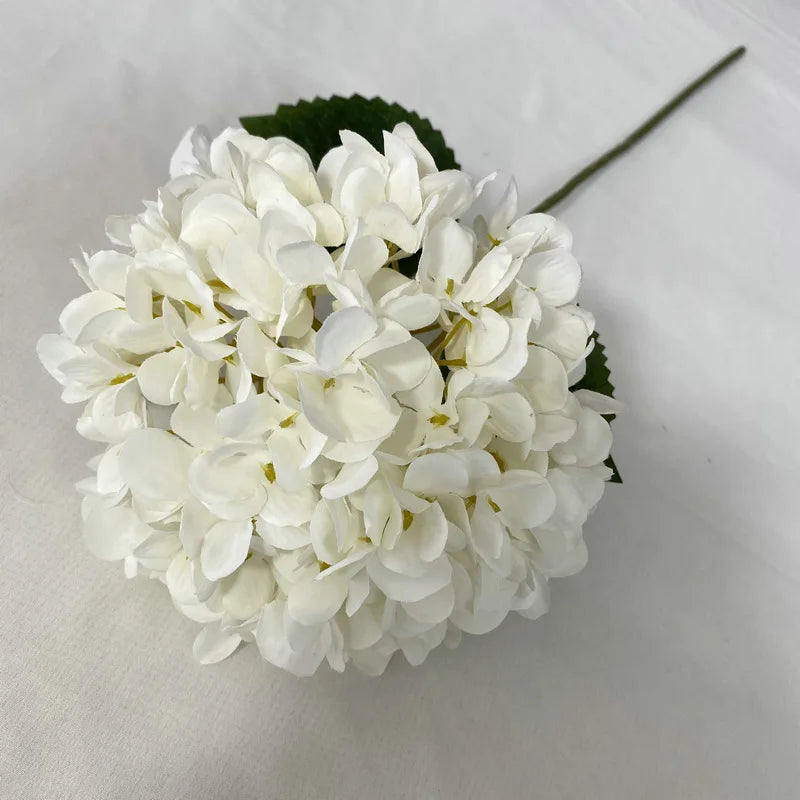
530, 45, 746, 214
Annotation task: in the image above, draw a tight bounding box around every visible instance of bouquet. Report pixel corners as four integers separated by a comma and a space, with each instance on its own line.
37, 48, 743, 675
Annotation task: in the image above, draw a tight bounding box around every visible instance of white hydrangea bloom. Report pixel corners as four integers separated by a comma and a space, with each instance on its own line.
38, 122, 618, 675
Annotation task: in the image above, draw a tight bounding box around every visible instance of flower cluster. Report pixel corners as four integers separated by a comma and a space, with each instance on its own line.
38, 123, 617, 675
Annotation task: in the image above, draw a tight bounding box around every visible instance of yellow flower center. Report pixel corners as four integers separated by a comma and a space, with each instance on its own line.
261, 462, 276, 484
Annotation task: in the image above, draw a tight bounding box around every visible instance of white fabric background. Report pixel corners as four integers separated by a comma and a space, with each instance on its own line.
2, 1, 800, 797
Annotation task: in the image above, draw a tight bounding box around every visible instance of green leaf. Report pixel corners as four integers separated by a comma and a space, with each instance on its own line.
573, 331, 613, 398
573, 331, 622, 483
241, 94, 459, 170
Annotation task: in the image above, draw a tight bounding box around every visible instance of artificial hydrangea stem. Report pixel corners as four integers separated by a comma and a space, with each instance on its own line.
530, 45, 746, 214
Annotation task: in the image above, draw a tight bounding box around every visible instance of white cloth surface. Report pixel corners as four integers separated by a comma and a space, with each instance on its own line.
2, 1, 800, 797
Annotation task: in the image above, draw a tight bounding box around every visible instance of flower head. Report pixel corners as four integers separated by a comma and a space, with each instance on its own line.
39, 122, 615, 675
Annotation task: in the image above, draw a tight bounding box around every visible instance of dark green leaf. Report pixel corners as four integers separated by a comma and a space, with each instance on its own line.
241, 95, 459, 170
572, 331, 614, 398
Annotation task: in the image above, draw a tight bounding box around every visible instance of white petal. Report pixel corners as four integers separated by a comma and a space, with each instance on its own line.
221, 557, 275, 619
86, 250, 131, 295
264, 140, 322, 205
216, 231, 283, 318
309, 500, 341, 564
321, 456, 379, 500
348, 636, 397, 676
200, 519, 253, 580
468, 317, 529, 381
172, 403, 222, 450
379, 292, 441, 331
397, 623, 446, 666
58, 291, 123, 341
362, 479, 402, 547
510, 282, 542, 326
450, 448, 501, 493
255, 599, 330, 677
133, 530, 182, 564
307, 203, 345, 247
216, 393, 283, 440
543, 467, 592, 530
483, 392, 535, 443
456, 247, 515, 305
315, 546, 372, 578
346, 570, 371, 617
119, 428, 193, 505
469, 501, 508, 563
95, 444, 125, 495
488, 178, 518, 238
513, 567, 550, 619
236, 318, 285, 377
378, 502, 448, 574
392, 122, 437, 175
137, 348, 185, 405
83, 504, 150, 561
287, 571, 348, 625
275, 240, 335, 286
169, 126, 208, 177
402, 582, 455, 624
299, 373, 399, 444
417, 217, 475, 287
111, 319, 173, 355
465, 308, 510, 366
449, 560, 510, 635
507, 213, 571, 249
183, 354, 220, 407
192, 623, 242, 665
365, 202, 417, 252
262, 483, 318, 527
530, 306, 590, 365
179, 496, 217, 559
573, 389, 623, 416
404, 452, 469, 496
189, 446, 267, 520
314, 306, 377, 370
366, 338, 432, 393
347, 604, 384, 649
395, 358, 445, 412
384, 142, 422, 218
490, 470, 557, 530
351, 318, 410, 360
36, 334, 82, 381
180, 193, 255, 252
256, 520, 310, 550
519, 249, 581, 306
533, 523, 589, 578
105, 214, 134, 246
531, 413, 578, 451
260, 207, 315, 256
339, 226, 389, 282
552, 407, 612, 467
368, 553, 452, 603
518, 346, 568, 413
339, 165, 386, 221
163, 299, 235, 361
165, 553, 197, 604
